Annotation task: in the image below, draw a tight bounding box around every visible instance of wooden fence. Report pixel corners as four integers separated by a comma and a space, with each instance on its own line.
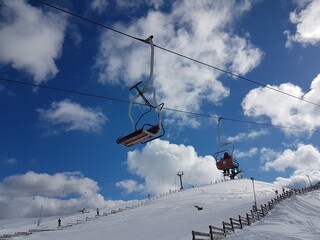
192, 184, 320, 239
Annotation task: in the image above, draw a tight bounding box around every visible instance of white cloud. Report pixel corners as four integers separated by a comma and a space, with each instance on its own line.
0, 0, 67, 84
235, 147, 258, 159
68, 23, 82, 48
285, 0, 320, 47
260, 147, 281, 164
37, 99, 107, 133
262, 143, 320, 172
241, 74, 320, 135
124, 139, 222, 195
258, 144, 320, 188
226, 129, 269, 142
274, 169, 320, 189
0, 171, 120, 218
90, 0, 108, 14
116, 179, 145, 193
94, 0, 263, 127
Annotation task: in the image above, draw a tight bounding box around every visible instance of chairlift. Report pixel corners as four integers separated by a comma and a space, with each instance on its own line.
117, 36, 164, 147
214, 118, 241, 178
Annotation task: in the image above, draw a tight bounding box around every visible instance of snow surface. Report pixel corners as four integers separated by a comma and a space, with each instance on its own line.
0, 179, 319, 240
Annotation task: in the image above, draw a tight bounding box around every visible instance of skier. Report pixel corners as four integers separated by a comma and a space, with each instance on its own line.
194, 205, 203, 210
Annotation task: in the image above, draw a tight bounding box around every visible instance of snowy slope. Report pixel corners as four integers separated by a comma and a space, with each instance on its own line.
226, 189, 320, 239
0, 179, 319, 240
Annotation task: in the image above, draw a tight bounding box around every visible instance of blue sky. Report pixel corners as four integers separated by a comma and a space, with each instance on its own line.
1, 0, 320, 218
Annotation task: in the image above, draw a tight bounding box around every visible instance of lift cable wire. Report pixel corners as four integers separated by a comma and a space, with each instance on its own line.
32, 0, 147, 43
0, 77, 129, 104
1, 77, 318, 134
32, 0, 320, 109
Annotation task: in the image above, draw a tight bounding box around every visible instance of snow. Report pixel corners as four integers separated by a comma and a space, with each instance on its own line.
226, 188, 320, 239
0, 179, 319, 240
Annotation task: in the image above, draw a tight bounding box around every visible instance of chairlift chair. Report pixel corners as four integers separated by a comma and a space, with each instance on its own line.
117, 36, 165, 147
214, 118, 241, 178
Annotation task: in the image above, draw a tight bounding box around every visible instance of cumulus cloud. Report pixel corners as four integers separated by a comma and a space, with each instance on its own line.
256, 143, 320, 188
285, 0, 320, 47
226, 129, 269, 142
0, 0, 67, 84
37, 99, 107, 133
260, 147, 281, 164
0, 171, 117, 218
94, 0, 263, 127
262, 143, 320, 172
235, 148, 258, 159
116, 179, 145, 193
241, 74, 320, 135
123, 139, 222, 195
274, 169, 320, 189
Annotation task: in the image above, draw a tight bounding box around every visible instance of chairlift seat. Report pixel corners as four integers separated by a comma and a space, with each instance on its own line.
216, 157, 237, 170
117, 124, 160, 147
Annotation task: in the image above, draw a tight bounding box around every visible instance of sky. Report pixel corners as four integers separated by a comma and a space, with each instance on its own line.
0, 0, 320, 218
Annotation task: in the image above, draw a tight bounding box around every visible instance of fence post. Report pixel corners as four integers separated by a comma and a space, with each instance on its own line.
264, 204, 268, 212
246, 213, 251, 225
222, 222, 226, 235
229, 219, 235, 232
261, 205, 265, 216
208, 225, 214, 240
230, 218, 233, 230
238, 215, 243, 229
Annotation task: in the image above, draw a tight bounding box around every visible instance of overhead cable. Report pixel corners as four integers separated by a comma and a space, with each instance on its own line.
32, 0, 320, 109
1, 77, 317, 133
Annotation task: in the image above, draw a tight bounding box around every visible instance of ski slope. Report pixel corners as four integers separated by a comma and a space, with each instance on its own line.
226, 187, 320, 239
1, 179, 319, 240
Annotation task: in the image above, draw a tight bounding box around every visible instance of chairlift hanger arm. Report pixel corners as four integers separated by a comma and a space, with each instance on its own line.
117, 35, 165, 147
217, 117, 234, 148
132, 35, 154, 93
143, 36, 154, 91
217, 117, 227, 146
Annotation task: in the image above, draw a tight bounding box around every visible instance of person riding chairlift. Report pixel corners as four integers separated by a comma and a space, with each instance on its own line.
220, 152, 231, 162
221, 152, 231, 176
223, 152, 231, 160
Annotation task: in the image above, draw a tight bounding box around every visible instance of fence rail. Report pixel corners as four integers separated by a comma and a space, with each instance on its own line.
191, 184, 320, 239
